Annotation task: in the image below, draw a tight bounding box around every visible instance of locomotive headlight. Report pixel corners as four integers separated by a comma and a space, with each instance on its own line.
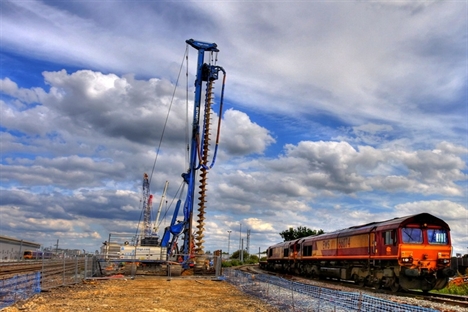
401, 257, 413, 263
437, 252, 451, 265
437, 259, 450, 265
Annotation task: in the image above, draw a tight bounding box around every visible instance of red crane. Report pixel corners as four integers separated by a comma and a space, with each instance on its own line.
141, 173, 153, 238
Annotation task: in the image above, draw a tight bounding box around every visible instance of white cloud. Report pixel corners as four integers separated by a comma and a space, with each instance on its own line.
221, 109, 276, 156
395, 200, 466, 222
0, 1, 466, 255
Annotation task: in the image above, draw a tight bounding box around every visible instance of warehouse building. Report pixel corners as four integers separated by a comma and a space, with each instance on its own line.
0, 235, 41, 261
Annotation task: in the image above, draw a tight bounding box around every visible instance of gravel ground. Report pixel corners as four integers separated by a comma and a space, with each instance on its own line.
230, 267, 467, 312
1, 268, 465, 312
0, 276, 280, 312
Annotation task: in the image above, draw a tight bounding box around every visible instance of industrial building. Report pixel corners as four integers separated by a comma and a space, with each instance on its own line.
0, 235, 41, 261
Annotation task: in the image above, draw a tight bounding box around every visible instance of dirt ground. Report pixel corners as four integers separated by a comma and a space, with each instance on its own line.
2, 276, 280, 312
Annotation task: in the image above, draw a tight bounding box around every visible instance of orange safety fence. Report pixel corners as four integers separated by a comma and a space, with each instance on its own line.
449, 276, 468, 286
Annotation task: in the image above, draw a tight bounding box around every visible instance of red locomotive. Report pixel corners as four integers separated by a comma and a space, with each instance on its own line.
261, 213, 455, 292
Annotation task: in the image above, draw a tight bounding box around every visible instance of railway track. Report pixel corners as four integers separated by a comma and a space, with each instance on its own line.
0, 260, 84, 278
0, 261, 44, 277
405, 290, 468, 308
239, 264, 468, 310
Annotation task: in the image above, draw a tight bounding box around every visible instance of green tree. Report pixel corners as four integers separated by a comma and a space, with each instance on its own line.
279, 226, 324, 241
230, 249, 249, 260
248, 254, 259, 263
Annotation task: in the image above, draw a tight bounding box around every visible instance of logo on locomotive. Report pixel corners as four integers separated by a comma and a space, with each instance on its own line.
337, 237, 351, 249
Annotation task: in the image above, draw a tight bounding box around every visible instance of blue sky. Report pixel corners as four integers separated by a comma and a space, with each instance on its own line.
1, 0, 467, 256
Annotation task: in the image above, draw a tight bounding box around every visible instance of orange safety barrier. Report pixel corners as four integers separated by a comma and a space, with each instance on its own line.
449, 276, 468, 286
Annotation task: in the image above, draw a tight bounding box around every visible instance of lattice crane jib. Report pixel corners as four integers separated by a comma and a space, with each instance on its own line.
141, 173, 153, 238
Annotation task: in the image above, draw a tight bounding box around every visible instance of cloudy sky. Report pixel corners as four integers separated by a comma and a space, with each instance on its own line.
1, 0, 467, 256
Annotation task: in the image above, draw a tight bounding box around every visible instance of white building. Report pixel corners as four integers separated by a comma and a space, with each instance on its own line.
0, 235, 41, 261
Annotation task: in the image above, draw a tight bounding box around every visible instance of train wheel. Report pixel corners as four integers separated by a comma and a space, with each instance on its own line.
372, 278, 382, 290
390, 279, 400, 292
311, 265, 320, 279
294, 264, 301, 275
357, 276, 368, 287
352, 274, 359, 284
433, 277, 449, 290
352, 273, 367, 287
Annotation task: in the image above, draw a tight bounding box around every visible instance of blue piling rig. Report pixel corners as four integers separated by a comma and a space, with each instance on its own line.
161, 39, 226, 268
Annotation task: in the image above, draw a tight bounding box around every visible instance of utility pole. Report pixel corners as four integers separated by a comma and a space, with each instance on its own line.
241, 239, 244, 262
227, 230, 232, 258
246, 229, 251, 255
238, 223, 242, 260
55, 239, 59, 254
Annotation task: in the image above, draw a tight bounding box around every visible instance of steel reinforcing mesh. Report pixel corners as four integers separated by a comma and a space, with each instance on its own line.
0, 272, 41, 309
222, 269, 438, 312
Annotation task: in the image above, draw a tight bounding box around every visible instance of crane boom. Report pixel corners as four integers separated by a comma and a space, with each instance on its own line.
153, 181, 168, 234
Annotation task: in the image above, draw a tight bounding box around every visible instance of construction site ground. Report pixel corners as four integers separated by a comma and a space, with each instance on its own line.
2, 276, 280, 312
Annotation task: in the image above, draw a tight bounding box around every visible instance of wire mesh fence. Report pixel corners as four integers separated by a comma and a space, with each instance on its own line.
222, 269, 439, 312
0, 272, 40, 310
0, 255, 96, 309
41, 255, 95, 290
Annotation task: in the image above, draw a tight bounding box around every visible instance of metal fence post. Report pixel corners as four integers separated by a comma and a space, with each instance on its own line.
84, 255, 88, 279
130, 253, 136, 279
317, 287, 321, 311
290, 281, 295, 311
34, 272, 41, 293
167, 261, 172, 281
266, 275, 270, 296
13, 275, 18, 304
74, 255, 78, 283
62, 253, 66, 286
41, 252, 45, 289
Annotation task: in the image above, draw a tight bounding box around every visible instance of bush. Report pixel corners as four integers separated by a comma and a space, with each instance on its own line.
435, 283, 468, 296
433, 277, 468, 296
230, 259, 242, 266
221, 261, 232, 268
243, 258, 257, 265
248, 255, 259, 263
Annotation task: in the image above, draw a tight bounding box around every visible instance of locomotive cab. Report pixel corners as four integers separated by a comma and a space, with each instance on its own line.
396, 219, 455, 291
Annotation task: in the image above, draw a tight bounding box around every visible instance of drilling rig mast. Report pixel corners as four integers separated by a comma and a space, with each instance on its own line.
161, 39, 226, 267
